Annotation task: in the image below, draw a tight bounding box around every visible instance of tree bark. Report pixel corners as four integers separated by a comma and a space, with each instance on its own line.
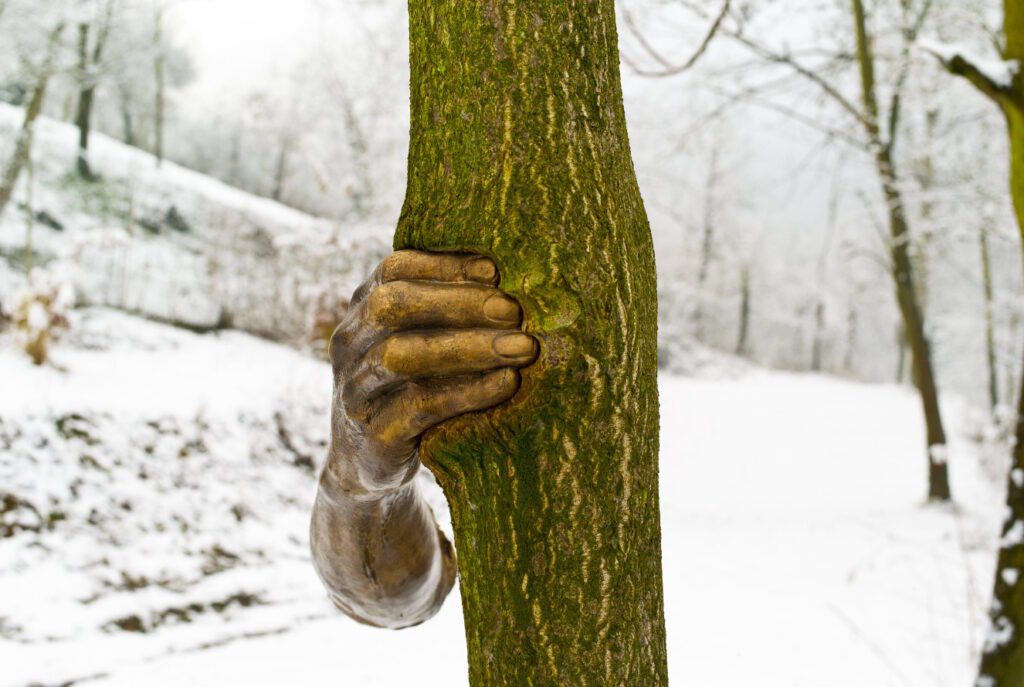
694, 147, 719, 339
117, 81, 135, 147
153, 6, 165, 166
851, 0, 951, 500
964, 2, 1024, 683
811, 299, 825, 372
74, 4, 113, 179
395, 1, 669, 685
736, 261, 751, 355
0, 25, 63, 219
980, 222, 999, 413
272, 137, 290, 202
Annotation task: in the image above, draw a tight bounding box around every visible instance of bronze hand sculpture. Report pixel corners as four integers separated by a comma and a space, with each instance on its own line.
310, 250, 538, 628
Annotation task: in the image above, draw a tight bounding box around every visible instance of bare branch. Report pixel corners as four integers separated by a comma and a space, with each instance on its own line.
621, 0, 730, 77
699, 82, 868, 149
885, 0, 936, 150
923, 45, 1018, 109
724, 31, 872, 131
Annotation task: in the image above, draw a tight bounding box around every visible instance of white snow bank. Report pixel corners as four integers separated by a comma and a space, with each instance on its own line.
0, 309, 1005, 686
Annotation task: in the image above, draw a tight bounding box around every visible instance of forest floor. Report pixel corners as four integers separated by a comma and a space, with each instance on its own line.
0, 307, 1004, 687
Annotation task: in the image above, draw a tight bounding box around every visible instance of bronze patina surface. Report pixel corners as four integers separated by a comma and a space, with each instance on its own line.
310, 250, 537, 628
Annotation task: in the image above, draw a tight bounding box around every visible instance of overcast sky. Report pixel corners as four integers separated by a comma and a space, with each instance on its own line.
168, 0, 842, 263
173, 0, 320, 101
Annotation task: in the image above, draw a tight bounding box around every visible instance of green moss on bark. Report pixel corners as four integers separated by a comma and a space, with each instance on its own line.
395, 1, 669, 685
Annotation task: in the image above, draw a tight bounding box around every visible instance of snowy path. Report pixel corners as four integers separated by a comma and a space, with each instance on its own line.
1, 314, 1001, 686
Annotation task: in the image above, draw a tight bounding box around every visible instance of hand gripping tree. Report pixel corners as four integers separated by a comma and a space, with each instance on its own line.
394, 1, 669, 684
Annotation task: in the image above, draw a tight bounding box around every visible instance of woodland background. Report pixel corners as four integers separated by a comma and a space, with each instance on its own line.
0, 1, 1020, 685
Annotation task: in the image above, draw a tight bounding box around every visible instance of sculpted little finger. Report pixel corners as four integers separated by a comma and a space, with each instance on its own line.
341, 331, 537, 416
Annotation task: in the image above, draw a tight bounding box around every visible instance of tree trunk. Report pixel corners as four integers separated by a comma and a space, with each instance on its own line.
228, 126, 242, 185
980, 222, 1000, 413
895, 324, 907, 383
736, 262, 751, 355
394, 1, 669, 685
851, 0, 951, 501
340, 91, 373, 220
74, 7, 111, 180
74, 23, 94, 178
811, 299, 825, 372
272, 138, 289, 202
882, 170, 951, 500
117, 81, 135, 147
153, 6, 165, 166
694, 147, 719, 339
975, 2, 1024, 683
0, 26, 62, 219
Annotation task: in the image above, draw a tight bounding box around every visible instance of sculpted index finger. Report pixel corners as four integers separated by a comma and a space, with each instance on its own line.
381, 250, 500, 286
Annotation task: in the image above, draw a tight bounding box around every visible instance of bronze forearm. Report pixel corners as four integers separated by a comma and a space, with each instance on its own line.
309, 250, 535, 629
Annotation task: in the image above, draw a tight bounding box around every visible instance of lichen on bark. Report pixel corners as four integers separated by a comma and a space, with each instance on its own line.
394, 0, 669, 685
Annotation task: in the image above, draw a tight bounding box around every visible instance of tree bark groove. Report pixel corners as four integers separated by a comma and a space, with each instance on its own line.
395, 1, 669, 685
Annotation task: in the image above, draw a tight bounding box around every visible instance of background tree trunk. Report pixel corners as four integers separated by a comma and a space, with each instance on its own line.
394, 1, 669, 684
851, 0, 951, 501
736, 261, 751, 355
980, 222, 999, 413
0, 25, 63, 219
694, 147, 719, 339
272, 137, 289, 202
153, 6, 165, 166
74, 22, 93, 178
74, 3, 113, 179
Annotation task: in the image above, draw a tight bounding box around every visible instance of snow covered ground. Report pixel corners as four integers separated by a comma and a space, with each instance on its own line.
0, 307, 1003, 687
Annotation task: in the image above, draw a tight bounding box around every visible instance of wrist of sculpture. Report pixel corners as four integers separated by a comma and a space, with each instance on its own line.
318, 436, 420, 503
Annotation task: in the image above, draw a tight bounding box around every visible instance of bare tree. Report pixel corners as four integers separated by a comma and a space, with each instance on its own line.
152, 1, 164, 165
72, 0, 116, 179
634, 0, 954, 498
930, 2, 1024, 680
0, 22, 64, 218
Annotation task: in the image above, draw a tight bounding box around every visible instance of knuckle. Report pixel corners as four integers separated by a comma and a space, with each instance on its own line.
365, 282, 399, 320
493, 368, 519, 392
379, 252, 406, 282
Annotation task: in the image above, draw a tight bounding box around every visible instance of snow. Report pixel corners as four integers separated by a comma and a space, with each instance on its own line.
0, 308, 1003, 687
930, 443, 949, 465
919, 37, 1020, 90
0, 102, 391, 342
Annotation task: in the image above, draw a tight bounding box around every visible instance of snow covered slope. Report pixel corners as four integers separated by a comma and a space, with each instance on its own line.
0, 307, 1003, 687
0, 103, 390, 343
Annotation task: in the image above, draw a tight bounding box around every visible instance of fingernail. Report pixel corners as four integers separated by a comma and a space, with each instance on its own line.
494, 333, 536, 358
484, 293, 521, 323
465, 257, 498, 283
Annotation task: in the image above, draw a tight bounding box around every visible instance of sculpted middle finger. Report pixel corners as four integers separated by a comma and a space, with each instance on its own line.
363, 281, 522, 337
